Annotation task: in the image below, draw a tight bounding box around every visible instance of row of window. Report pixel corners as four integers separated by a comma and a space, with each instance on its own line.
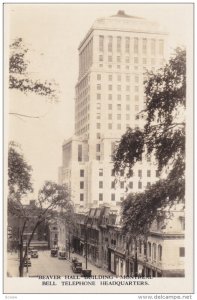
96, 84, 141, 92
79, 180, 151, 190
79, 168, 158, 177
97, 94, 142, 102
98, 55, 161, 66
99, 36, 164, 56
97, 73, 143, 82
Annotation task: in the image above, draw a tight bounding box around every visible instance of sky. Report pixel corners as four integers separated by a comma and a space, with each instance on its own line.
4, 3, 193, 199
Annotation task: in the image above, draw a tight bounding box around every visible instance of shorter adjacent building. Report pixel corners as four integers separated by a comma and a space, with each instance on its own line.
68, 204, 185, 277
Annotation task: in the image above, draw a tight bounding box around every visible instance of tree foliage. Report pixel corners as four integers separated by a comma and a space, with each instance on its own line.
8, 142, 33, 205
113, 48, 186, 235
9, 38, 58, 102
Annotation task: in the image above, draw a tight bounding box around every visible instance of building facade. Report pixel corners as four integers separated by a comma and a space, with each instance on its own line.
59, 10, 168, 210
71, 204, 185, 277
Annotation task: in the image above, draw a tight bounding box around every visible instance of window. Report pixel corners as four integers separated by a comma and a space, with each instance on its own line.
78, 144, 82, 162
153, 243, 156, 260
108, 114, 112, 120
125, 37, 130, 53
117, 94, 121, 101
148, 242, 151, 257
96, 144, 100, 152
97, 94, 101, 100
99, 193, 103, 201
97, 113, 100, 120
135, 95, 139, 101
126, 95, 130, 101
108, 104, 112, 110
138, 170, 142, 177
80, 193, 84, 201
108, 84, 112, 91
97, 74, 101, 80
111, 193, 115, 201
117, 104, 121, 110
180, 217, 185, 230
99, 35, 104, 51
135, 86, 139, 92
126, 85, 130, 91
117, 124, 121, 130
144, 242, 147, 256
80, 181, 84, 189
134, 38, 138, 53
142, 38, 147, 54
125, 56, 130, 63
108, 36, 113, 52
135, 105, 139, 112
126, 104, 130, 111
108, 56, 112, 62
111, 169, 115, 176
108, 74, 112, 81
159, 39, 164, 55
96, 155, 100, 161
158, 245, 162, 261
147, 154, 151, 162
96, 123, 100, 129
143, 58, 147, 65
97, 84, 101, 90
138, 181, 142, 189
99, 181, 103, 188
117, 36, 121, 52
80, 169, 84, 177
99, 55, 103, 62
99, 168, 103, 176
108, 123, 112, 129
126, 75, 130, 82
147, 170, 151, 177
117, 74, 121, 81
134, 57, 138, 64
120, 169, 124, 177
97, 103, 101, 110
151, 39, 156, 55
126, 114, 130, 120
97, 133, 101, 139
108, 94, 112, 100
111, 181, 115, 189
117, 114, 121, 120
129, 182, 133, 189
117, 56, 121, 63
120, 181, 124, 189
147, 182, 151, 188
156, 170, 159, 177
117, 85, 121, 91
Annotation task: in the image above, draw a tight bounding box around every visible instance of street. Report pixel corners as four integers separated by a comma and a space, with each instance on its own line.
7, 250, 111, 277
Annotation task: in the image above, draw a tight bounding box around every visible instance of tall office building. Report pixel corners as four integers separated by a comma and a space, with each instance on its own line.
59, 11, 168, 211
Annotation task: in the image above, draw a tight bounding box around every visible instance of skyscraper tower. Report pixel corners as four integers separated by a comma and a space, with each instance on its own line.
59, 11, 168, 211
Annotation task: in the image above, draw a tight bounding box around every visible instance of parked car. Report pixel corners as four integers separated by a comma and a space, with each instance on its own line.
50, 248, 58, 257
31, 249, 38, 258
81, 269, 92, 277
24, 256, 31, 267
72, 261, 82, 273
71, 257, 78, 264
58, 250, 67, 260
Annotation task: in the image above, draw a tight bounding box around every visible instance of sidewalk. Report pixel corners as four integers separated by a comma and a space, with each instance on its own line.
68, 252, 112, 276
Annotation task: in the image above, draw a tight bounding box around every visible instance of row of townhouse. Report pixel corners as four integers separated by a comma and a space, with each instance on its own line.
69, 205, 185, 277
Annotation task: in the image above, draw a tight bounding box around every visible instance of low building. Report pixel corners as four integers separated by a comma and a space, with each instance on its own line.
68, 204, 185, 277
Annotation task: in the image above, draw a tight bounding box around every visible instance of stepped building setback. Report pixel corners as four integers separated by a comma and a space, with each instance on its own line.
59, 11, 168, 210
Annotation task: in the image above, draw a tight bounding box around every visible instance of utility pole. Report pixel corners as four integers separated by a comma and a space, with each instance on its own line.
85, 225, 88, 269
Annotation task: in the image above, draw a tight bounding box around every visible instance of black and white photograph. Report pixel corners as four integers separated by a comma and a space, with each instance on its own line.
3, 2, 194, 295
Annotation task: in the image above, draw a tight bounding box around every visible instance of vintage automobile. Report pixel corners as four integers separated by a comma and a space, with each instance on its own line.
81, 269, 92, 277
31, 249, 38, 258
58, 250, 67, 260
24, 256, 31, 267
50, 248, 58, 257
72, 261, 82, 273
